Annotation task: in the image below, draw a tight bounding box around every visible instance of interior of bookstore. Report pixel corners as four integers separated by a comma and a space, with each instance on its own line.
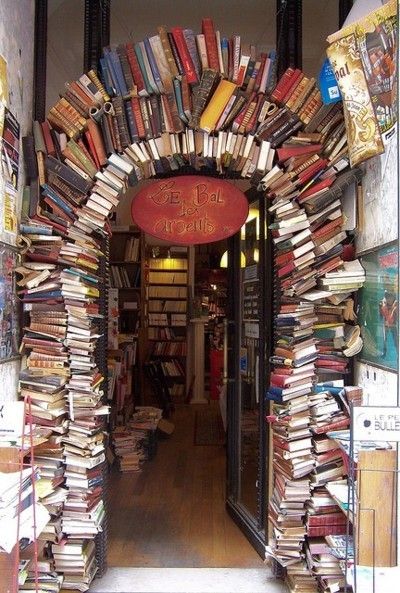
0, 1, 399, 593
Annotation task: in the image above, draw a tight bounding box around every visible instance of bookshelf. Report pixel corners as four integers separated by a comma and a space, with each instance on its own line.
109, 226, 143, 423
144, 247, 189, 402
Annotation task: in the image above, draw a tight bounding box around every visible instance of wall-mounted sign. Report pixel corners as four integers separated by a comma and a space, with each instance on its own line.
131, 176, 249, 245
353, 406, 400, 442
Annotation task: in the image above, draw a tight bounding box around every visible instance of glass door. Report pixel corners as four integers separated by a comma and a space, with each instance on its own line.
226, 190, 272, 556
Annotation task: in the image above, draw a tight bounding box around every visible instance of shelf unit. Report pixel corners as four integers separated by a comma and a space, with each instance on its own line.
144, 248, 189, 402
108, 226, 143, 423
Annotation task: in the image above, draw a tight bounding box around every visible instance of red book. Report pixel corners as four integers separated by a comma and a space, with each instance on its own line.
41, 121, 56, 156
171, 28, 198, 85
298, 176, 336, 202
308, 512, 346, 526
84, 130, 100, 170
125, 43, 146, 95
312, 418, 350, 435
278, 260, 296, 278
86, 119, 107, 166
277, 144, 322, 162
232, 92, 256, 131
297, 158, 328, 184
275, 251, 295, 267
202, 18, 220, 72
312, 216, 344, 240
307, 524, 347, 537
281, 70, 304, 105
246, 93, 265, 133
271, 67, 295, 101
130, 97, 146, 138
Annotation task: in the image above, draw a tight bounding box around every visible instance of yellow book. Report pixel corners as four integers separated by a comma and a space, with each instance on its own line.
199, 80, 237, 133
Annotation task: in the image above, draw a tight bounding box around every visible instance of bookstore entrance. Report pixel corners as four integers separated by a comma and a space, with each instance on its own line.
105, 181, 269, 568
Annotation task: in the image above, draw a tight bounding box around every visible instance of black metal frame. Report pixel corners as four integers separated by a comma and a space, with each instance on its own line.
225, 188, 272, 557
33, 0, 48, 121
84, 0, 111, 72
276, 0, 302, 79
339, 0, 354, 27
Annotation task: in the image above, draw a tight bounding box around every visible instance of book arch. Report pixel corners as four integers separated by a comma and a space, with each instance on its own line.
20, 17, 369, 591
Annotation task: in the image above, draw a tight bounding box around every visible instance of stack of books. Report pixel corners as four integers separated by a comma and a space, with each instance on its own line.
52, 539, 97, 591
112, 429, 141, 472
110, 407, 162, 472
262, 61, 366, 591
305, 538, 345, 593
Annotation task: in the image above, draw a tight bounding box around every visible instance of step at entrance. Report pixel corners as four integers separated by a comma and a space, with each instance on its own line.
89, 568, 288, 593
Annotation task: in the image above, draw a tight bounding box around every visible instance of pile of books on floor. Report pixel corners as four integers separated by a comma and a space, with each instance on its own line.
112, 407, 162, 472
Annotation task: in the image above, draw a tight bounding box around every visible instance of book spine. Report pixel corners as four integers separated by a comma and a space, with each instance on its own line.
167, 32, 185, 76
231, 36, 241, 83
189, 69, 219, 129
270, 67, 295, 102
112, 97, 131, 148
87, 69, 110, 102
196, 34, 209, 70
124, 100, 139, 143
183, 29, 201, 80
87, 119, 107, 166
201, 18, 220, 71
125, 43, 147, 96
131, 97, 146, 139
116, 45, 135, 93
144, 37, 165, 93
158, 26, 179, 78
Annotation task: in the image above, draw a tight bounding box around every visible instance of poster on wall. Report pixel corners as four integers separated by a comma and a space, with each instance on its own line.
326, 0, 397, 166
0, 244, 19, 362
358, 242, 398, 371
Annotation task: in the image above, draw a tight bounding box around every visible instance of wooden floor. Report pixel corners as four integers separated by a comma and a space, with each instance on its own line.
107, 403, 264, 568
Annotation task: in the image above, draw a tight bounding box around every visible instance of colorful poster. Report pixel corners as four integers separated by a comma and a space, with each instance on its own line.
358, 242, 398, 371
327, 0, 397, 165
3, 183, 17, 234
0, 54, 8, 106
1, 107, 20, 190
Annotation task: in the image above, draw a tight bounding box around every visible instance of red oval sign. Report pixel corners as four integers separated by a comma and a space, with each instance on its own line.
131, 176, 249, 245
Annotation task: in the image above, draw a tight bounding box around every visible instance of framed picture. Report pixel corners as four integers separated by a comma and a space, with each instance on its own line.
358, 241, 398, 371
0, 241, 19, 363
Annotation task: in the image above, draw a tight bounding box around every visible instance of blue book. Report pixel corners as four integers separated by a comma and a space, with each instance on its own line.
67, 269, 99, 284
42, 185, 75, 217
265, 391, 283, 403
143, 38, 164, 94
23, 291, 63, 300
134, 43, 154, 96
109, 47, 128, 96
99, 57, 115, 97
20, 224, 52, 235
102, 47, 123, 96
266, 49, 277, 94
173, 78, 188, 124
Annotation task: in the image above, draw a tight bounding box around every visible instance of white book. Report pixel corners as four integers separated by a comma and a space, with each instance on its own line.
215, 30, 224, 75
196, 34, 208, 69
108, 153, 134, 174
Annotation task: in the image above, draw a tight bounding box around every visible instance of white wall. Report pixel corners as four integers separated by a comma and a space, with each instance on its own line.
0, 0, 35, 401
